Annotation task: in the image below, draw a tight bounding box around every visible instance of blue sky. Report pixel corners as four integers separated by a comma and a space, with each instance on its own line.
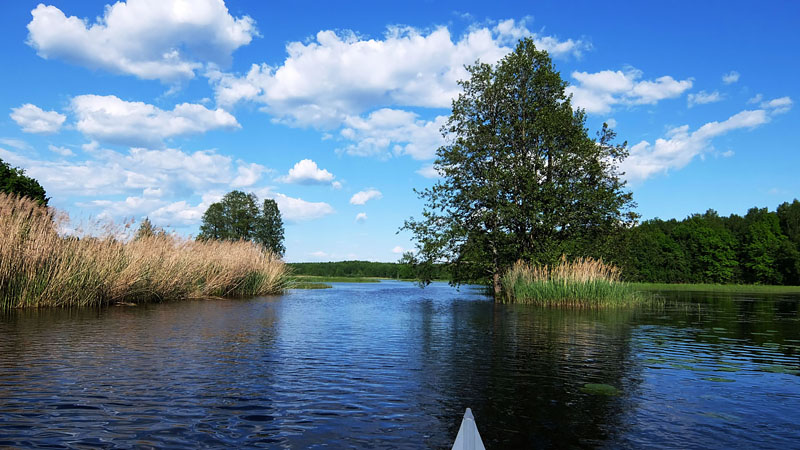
1, 0, 797, 262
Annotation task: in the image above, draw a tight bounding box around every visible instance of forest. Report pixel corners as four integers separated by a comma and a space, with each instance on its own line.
618, 200, 800, 285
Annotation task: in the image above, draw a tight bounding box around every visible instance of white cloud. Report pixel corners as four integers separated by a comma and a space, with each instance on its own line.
208, 19, 586, 126
747, 94, 763, 104
269, 192, 334, 222
278, 159, 336, 185
605, 118, 617, 128
760, 96, 793, 114
688, 90, 723, 107
1, 143, 332, 227
417, 164, 442, 179
0, 138, 33, 151
350, 188, 383, 205
71, 94, 239, 146
10, 104, 66, 134
231, 162, 267, 187
48, 144, 74, 156
331, 181, 343, 190
722, 71, 740, 84
26, 0, 257, 83
355, 212, 368, 223
391, 245, 406, 254
566, 68, 692, 114
621, 109, 771, 183
339, 109, 447, 160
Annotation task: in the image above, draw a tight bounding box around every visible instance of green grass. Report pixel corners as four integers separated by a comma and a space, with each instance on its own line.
500, 258, 645, 308
289, 281, 333, 289
631, 283, 800, 294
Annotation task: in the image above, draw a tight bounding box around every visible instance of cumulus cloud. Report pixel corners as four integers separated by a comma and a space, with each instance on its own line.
48, 144, 74, 156
339, 109, 447, 160
760, 96, 793, 114
416, 164, 442, 179
278, 159, 336, 185
270, 192, 334, 222
566, 68, 692, 114
350, 188, 382, 205
26, 0, 257, 83
687, 90, 723, 107
355, 212, 368, 223
208, 19, 586, 126
71, 94, 239, 146
231, 162, 267, 187
10, 104, 66, 134
0, 143, 333, 227
391, 245, 406, 254
722, 71, 740, 84
621, 109, 773, 183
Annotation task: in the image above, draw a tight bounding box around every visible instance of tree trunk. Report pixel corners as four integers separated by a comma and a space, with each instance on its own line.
492, 271, 502, 301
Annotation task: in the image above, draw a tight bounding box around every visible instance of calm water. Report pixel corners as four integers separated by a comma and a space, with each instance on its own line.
1, 281, 799, 449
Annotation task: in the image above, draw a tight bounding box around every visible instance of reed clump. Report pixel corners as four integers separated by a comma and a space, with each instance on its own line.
500, 255, 642, 307
0, 193, 287, 309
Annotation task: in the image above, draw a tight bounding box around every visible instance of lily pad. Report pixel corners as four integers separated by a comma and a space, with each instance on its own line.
702, 377, 735, 382
581, 383, 620, 396
715, 367, 740, 373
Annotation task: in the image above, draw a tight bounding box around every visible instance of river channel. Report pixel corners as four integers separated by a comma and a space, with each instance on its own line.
1, 281, 799, 448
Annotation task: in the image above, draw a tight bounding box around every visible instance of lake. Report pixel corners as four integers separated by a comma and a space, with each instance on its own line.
1, 281, 799, 448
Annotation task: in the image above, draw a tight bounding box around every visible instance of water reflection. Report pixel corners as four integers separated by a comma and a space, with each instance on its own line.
0, 282, 798, 448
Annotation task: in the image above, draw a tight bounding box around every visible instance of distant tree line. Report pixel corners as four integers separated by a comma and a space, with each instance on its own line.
616, 200, 800, 285
289, 260, 450, 280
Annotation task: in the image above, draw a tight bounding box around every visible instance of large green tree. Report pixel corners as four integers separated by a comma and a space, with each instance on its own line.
403, 39, 636, 297
0, 157, 48, 205
198, 190, 286, 256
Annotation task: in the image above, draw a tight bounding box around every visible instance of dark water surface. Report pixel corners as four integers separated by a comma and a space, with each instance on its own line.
1, 281, 799, 448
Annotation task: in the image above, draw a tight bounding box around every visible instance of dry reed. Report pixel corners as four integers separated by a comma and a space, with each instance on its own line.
0, 193, 287, 308
500, 255, 642, 307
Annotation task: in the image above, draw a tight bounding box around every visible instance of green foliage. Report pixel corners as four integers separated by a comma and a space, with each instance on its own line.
672, 213, 738, 284
198, 190, 286, 256
0, 157, 48, 205
403, 38, 636, 296
134, 217, 167, 240
255, 199, 285, 256
619, 200, 800, 286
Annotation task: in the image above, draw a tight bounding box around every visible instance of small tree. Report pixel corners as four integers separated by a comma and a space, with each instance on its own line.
255, 199, 285, 256
0, 157, 48, 205
134, 217, 167, 240
198, 190, 285, 256
403, 38, 636, 298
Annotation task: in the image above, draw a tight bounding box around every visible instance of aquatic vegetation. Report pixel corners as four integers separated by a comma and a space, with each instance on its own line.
702, 377, 735, 383
0, 194, 288, 309
500, 257, 644, 307
760, 365, 800, 375
580, 383, 620, 396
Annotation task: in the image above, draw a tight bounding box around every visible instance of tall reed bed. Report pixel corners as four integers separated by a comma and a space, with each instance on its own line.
500, 256, 642, 307
0, 194, 287, 309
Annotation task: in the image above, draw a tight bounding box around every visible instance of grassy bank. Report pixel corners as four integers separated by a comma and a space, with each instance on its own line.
0, 194, 288, 309
631, 283, 800, 294
500, 257, 643, 307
